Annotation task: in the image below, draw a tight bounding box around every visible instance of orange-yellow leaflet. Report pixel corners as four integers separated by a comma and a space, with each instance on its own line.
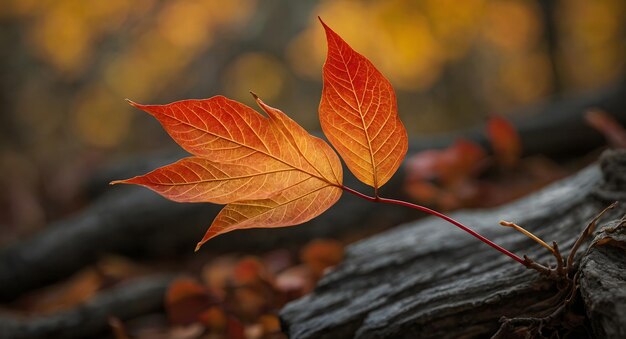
197, 176, 341, 251
319, 19, 408, 190
112, 95, 342, 249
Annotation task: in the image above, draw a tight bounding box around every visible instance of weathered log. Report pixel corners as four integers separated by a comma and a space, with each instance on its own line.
580, 224, 626, 339
0, 275, 174, 339
280, 150, 626, 338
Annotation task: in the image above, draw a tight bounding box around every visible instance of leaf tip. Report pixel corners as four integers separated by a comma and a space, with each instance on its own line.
194, 242, 202, 252
318, 17, 331, 33
110, 175, 147, 187
249, 91, 259, 100
125, 98, 141, 108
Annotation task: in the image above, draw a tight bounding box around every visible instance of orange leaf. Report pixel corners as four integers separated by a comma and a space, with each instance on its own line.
486, 115, 521, 167
165, 277, 214, 325
319, 19, 408, 189
258, 314, 282, 335
232, 256, 267, 285
197, 175, 341, 250
300, 239, 344, 277
198, 306, 227, 331
112, 96, 334, 203
111, 156, 307, 204
406, 139, 486, 185
114, 95, 343, 249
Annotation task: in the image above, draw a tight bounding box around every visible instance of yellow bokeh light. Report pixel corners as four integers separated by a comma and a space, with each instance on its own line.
482, 0, 542, 53
30, 2, 91, 75
558, 0, 625, 89
286, 0, 445, 91
73, 87, 133, 148
222, 52, 288, 104
501, 52, 551, 104
158, 1, 214, 48
424, 0, 486, 60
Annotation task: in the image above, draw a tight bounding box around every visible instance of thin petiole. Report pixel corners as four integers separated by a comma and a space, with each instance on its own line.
566, 201, 617, 269
341, 185, 527, 266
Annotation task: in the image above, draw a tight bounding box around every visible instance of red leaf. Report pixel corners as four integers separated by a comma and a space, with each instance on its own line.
113, 95, 343, 250
406, 139, 486, 185
319, 19, 408, 190
165, 277, 214, 325
486, 115, 521, 167
300, 239, 344, 277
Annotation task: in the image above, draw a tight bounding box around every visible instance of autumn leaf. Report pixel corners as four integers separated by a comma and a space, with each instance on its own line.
585, 109, 626, 149
319, 19, 408, 190
111, 16, 528, 268
165, 277, 215, 325
113, 21, 408, 251
486, 115, 521, 167
199, 175, 342, 250
111, 157, 307, 204
112, 95, 342, 250
300, 239, 344, 277
406, 139, 486, 185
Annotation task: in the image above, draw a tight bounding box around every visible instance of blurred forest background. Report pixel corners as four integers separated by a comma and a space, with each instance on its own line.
1, 0, 625, 242
1, 1, 626, 338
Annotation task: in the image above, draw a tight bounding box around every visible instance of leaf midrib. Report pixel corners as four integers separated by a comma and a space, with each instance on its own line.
145, 168, 297, 186
329, 34, 379, 188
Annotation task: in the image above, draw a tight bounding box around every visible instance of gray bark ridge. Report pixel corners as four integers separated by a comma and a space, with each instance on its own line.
280, 150, 626, 338
580, 211, 626, 338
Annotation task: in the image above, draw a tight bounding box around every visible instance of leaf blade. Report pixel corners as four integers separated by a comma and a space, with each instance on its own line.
254, 95, 343, 186
318, 20, 408, 189
127, 96, 280, 165
111, 156, 308, 204
121, 96, 342, 204
196, 178, 342, 250
118, 95, 344, 247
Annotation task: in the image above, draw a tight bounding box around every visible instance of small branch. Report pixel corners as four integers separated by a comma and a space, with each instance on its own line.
341, 185, 527, 266
523, 255, 552, 276
566, 201, 617, 269
552, 242, 565, 278
499, 220, 556, 255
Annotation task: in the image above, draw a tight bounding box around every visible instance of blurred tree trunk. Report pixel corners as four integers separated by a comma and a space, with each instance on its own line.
538, 0, 562, 92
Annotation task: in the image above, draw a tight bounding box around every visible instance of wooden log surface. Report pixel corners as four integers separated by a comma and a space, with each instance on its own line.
580, 225, 626, 339
280, 150, 626, 338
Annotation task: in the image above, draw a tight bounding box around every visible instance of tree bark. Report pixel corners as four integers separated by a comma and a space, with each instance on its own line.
280, 150, 626, 338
